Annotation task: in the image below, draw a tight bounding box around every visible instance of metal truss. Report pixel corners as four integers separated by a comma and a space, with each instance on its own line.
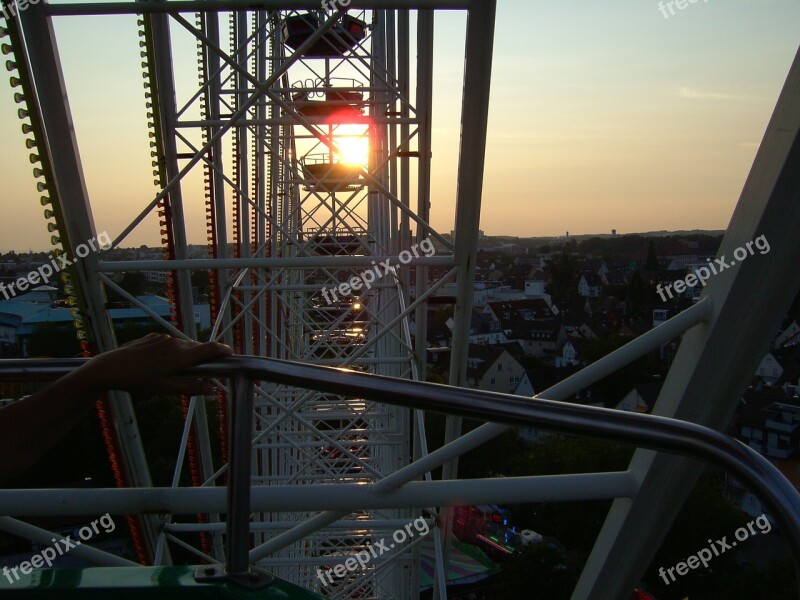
5, 1, 490, 597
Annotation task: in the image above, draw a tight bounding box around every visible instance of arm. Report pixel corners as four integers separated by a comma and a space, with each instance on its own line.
0, 333, 232, 484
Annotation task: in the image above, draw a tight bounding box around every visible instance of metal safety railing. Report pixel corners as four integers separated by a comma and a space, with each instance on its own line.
1, 352, 800, 589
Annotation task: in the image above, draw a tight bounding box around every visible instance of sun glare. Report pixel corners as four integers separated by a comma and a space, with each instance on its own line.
335, 137, 370, 167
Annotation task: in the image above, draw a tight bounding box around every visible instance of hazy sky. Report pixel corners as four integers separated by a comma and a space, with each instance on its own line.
1, 0, 798, 251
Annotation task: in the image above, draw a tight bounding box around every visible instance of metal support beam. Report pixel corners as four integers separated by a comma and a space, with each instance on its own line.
0, 517, 138, 567
17, 3, 158, 558
414, 8, 434, 380
574, 45, 800, 600
203, 6, 235, 353
0, 473, 637, 516
45, 0, 471, 15
445, 0, 497, 415
436, 6, 497, 590
97, 255, 454, 271
166, 518, 434, 533
147, 9, 198, 341
145, 13, 219, 557
227, 376, 255, 578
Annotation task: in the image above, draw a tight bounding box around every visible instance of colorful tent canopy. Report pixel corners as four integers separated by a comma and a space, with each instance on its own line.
419, 538, 499, 591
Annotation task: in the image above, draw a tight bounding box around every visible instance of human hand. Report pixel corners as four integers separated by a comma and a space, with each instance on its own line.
74, 333, 233, 395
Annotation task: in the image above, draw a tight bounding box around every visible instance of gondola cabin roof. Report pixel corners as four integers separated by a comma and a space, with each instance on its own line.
282, 13, 367, 58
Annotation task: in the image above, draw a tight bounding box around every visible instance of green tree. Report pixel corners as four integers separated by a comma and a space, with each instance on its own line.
9, 408, 116, 488
710, 559, 796, 600
643, 476, 772, 599
422, 415, 523, 481
425, 366, 447, 384
626, 270, 652, 314
120, 272, 147, 297
581, 335, 661, 402
544, 252, 578, 301
192, 270, 211, 297
517, 354, 545, 371
495, 437, 769, 597
132, 392, 198, 486
26, 322, 82, 357
506, 436, 634, 554
646, 240, 659, 271
490, 543, 577, 599
114, 322, 168, 345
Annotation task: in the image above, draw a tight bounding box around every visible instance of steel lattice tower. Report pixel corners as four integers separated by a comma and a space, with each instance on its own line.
1, 2, 496, 597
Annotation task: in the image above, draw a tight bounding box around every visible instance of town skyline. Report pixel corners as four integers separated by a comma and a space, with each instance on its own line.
0, 226, 728, 254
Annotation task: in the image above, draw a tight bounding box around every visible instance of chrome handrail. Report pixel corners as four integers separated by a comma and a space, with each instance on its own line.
1, 355, 799, 577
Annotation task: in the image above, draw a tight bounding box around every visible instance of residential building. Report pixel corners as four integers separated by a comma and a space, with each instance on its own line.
524, 269, 547, 298
775, 321, 800, 350
427, 344, 528, 395
601, 271, 627, 287
652, 308, 670, 328
143, 271, 170, 284
482, 298, 556, 328
446, 310, 508, 345
756, 353, 784, 384
729, 387, 800, 517
465, 344, 528, 393
556, 337, 588, 368
578, 272, 602, 298
0, 290, 211, 356
616, 381, 662, 414
510, 318, 567, 360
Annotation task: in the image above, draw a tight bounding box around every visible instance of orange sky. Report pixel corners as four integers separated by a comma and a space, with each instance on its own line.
1, 1, 798, 251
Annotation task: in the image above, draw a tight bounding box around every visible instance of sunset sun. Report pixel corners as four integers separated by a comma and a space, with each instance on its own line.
334, 136, 370, 167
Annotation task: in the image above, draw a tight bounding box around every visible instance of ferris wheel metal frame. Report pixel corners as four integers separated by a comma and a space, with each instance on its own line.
2, 0, 496, 597
3, 0, 800, 598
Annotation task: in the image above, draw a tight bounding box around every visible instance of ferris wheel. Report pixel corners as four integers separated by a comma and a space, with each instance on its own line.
1, 1, 496, 597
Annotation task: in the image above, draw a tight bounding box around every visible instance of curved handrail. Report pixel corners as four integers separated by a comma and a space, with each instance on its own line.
1, 355, 799, 569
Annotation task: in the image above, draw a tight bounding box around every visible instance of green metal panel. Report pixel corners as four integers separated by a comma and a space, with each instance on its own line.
0, 566, 326, 599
